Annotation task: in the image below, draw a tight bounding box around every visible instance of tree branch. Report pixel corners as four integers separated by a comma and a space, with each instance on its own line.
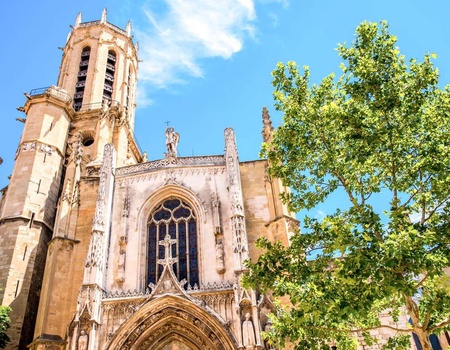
317, 130, 358, 206
423, 310, 431, 331
414, 272, 428, 289
400, 173, 432, 209
299, 324, 413, 334
423, 194, 450, 224
429, 318, 450, 332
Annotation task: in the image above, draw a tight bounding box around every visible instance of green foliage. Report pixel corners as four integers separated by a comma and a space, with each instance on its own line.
0, 306, 11, 349
245, 21, 450, 349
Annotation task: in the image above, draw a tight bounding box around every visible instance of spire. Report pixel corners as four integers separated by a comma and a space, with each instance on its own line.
75, 11, 82, 28
126, 20, 132, 37
262, 106, 274, 143
101, 8, 107, 24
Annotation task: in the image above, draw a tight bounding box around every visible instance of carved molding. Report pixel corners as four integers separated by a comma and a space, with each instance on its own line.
117, 186, 130, 284
75, 284, 104, 322
92, 172, 106, 231
92, 144, 115, 231
85, 231, 104, 269
115, 306, 232, 350
224, 128, 249, 266
28, 338, 66, 350
15, 141, 60, 160
48, 237, 77, 256
116, 167, 225, 186
116, 156, 225, 177
103, 281, 234, 300
40, 143, 53, 156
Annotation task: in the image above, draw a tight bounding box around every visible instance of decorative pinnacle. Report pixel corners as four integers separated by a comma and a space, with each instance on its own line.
101, 8, 107, 24
262, 106, 274, 143
75, 12, 82, 28
157, 234, 178, 267
126, 20, 132, 37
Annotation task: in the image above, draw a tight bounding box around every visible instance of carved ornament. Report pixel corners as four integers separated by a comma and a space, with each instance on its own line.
116, 156, 225, 176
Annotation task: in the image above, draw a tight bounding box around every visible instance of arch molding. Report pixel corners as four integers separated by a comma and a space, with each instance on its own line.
105, 294, 237, 350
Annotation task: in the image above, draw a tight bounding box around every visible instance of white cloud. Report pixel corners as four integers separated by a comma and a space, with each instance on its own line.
135, 88, 154, 109
135, 0, 257, 89
315, 210, 326, 220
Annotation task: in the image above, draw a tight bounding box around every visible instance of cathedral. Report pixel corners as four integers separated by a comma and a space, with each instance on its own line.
0, 10, 297, 350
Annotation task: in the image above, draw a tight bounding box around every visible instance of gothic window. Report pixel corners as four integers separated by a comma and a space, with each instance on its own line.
73, 46, 90, 111
103, 50, 116, 101
147, 198, 199, 288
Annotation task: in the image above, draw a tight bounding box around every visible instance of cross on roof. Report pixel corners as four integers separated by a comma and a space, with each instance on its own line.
157, 233, 178, 267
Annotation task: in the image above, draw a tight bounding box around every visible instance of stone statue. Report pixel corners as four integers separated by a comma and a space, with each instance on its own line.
215, 242, 225, 273
78, 330, 89, 350
118, 250, 126, 268
165, 127, 180, 157
242, 312, 256, 348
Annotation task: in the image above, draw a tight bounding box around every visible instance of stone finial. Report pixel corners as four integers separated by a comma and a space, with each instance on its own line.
101, 8, 107, 24
262, 106, 274, 143
126, 20, 132, 37
135, 41, 140, 53
75, 12, 82, 28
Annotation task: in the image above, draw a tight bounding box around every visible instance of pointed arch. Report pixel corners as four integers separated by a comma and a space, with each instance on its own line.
103, 49, 116, 101
136, 184, 206, 291
104, 295, 237, 350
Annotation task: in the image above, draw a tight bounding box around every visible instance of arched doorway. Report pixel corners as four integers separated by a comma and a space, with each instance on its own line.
105, 294, 237, 350
158, 337, 200, 350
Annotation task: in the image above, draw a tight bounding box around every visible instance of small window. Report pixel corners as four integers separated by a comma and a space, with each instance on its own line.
80, 130, 95, 147
82, 137, 94, 147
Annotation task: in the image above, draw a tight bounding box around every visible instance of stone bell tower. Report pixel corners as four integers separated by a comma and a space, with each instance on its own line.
57, 8, 140, 166
0, 9, 141, 349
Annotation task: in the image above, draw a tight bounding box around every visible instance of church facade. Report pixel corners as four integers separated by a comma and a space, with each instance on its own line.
0, 10, 296, 350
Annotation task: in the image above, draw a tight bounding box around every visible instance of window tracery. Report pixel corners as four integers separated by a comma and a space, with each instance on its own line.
147, 198, 199, 288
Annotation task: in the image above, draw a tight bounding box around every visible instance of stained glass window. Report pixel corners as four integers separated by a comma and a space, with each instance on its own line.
147, 199, 198, 288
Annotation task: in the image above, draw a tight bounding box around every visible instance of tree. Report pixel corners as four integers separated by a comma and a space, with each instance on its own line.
244, 21, 450, 350
0, 306, 10, 348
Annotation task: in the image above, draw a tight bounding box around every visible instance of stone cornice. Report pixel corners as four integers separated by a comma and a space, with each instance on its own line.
0, 215, 53, 231
115, 155, 226, 177
16, 140, 66, 160
24, 86, 74, 118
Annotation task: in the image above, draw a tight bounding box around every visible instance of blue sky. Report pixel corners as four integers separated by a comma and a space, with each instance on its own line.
1, 0, 450, 221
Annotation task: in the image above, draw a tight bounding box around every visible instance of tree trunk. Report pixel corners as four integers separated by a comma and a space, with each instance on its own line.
414, 328, 432, 350
404, 296, 432, 350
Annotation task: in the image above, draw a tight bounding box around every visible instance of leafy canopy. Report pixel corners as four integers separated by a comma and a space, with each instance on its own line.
245, 21, 450, 350
0, 306, 10, 349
